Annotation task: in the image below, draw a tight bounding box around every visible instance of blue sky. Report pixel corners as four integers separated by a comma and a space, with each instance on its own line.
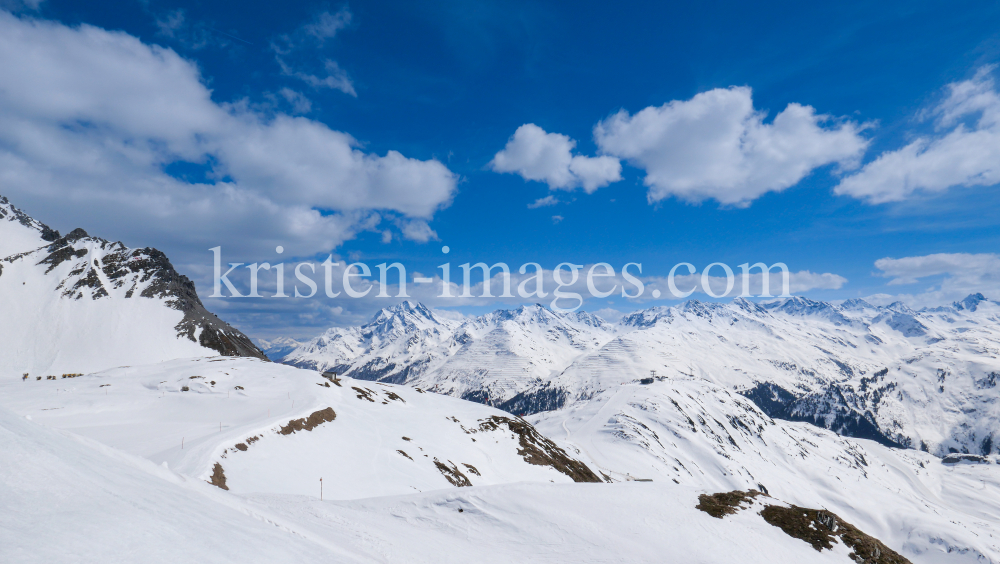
2, 0, 1000, 337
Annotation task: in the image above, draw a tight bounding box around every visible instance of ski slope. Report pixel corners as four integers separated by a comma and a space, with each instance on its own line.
3, 402, 902, 564
0, 357, 599, 500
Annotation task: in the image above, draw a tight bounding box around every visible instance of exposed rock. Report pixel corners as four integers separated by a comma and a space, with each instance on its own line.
475, 415, 601, 483
278, 407, 337, 435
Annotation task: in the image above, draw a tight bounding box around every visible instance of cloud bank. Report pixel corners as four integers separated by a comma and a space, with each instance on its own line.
0, 11, 456, 261
871, 252, 1000, 308
837, 67, 1000, 203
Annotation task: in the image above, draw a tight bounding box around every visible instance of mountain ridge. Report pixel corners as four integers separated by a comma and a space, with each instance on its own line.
0, 194, 265, 377
284, 294, 1000, 457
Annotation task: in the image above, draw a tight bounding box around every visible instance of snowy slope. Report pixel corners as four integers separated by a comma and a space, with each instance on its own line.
241, 483, 883, 564
0, 405, 364, 564
2, 401, 899, 564
530, 378, 1000, 563
0, 195, 264, 379
288, 297, 1000, 457
0, 357, 601, 500
0, 195, 60, 258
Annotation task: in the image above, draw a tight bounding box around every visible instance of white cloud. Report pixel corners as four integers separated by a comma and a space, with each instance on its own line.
0, 12, 455, 262
490, 124, 622, 193
594, 86, 869, 206
836, 67, 1000, 203
871, 252, 1000, 307
398, 219, 438, 243
301, 8, 352, 42
272, 9, 356, 97
278, 87, 312, 114
592, 307, 626, 322
551, 215, 564, 224
527, 195, 558, 208
277, 58, 356, 97
643, 269, 847, 300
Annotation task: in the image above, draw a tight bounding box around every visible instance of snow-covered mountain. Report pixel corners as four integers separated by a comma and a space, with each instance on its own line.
530, 378, 1000, 562
284, 301, 615, 404
5, 355, 997, 563
286, 296, 1000, 457
0, 194, 264, 378
6, 194, 1000, 563
254, 336, 304, 362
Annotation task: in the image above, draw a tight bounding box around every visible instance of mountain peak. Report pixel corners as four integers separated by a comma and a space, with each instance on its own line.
0, 194, 266, 376
0, 194, 61, 257
954, 293, 989, 312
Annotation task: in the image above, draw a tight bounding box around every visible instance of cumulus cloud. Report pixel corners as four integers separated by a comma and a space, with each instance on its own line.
490, 124, 622, 193
594, 86, 869, 206
871, 253, 1000, 307
397, 219, 438, 243
836, 67, 1000, 203
0, 11, 455, 263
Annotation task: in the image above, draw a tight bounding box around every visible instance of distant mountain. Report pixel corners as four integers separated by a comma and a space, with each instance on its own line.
0, 194, 265, 378
285, 295, 1000, 457
254, 337, 304, 362
283, 301, 614, 403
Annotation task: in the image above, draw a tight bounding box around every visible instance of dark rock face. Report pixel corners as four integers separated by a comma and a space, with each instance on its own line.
941, 453, 990, 464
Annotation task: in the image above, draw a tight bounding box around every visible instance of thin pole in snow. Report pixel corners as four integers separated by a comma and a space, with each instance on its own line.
320, 477, 323, 501
220, 422, 222, 432
182, 437, 184, 449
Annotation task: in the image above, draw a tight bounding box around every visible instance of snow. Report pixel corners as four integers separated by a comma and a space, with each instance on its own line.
529, 378, 1000, 563
0, 196, 254, 379
5, 197, 1000, 563
0, 404, 355, 564
1, 402, 874, 564
0, 357, 587, 499
291, 297, 1000, 456
0, 196, 51, 258
239, 483, 857, 564
0, 237, 212, 378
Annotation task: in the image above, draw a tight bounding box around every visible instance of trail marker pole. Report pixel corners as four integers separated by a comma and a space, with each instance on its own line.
320, 477, 323, 501
182, 437, 184, 449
